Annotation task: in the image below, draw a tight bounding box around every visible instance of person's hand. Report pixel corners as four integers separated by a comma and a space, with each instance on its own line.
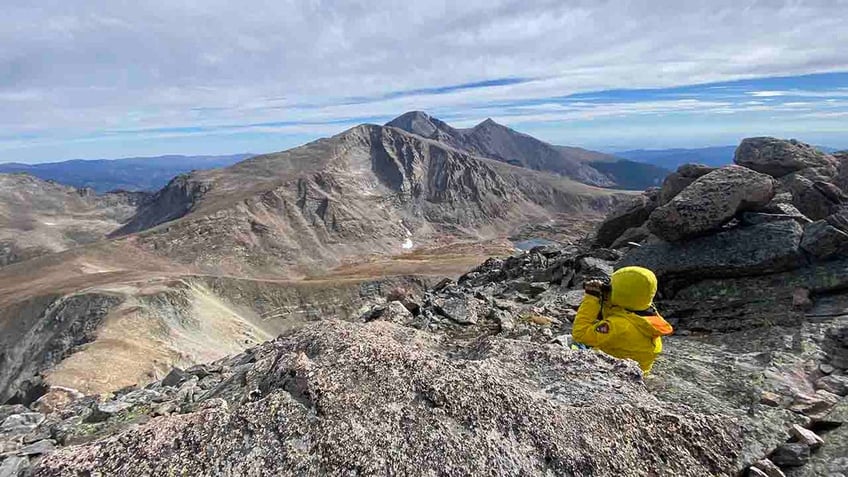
584, 279, 606, 294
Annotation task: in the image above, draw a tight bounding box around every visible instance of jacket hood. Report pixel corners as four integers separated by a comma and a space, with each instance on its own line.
610, 266, 657, 311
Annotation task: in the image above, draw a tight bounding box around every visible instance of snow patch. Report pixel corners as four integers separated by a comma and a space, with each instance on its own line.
402, 238, 414, 250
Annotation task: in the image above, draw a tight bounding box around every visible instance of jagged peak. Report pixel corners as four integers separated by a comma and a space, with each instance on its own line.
474, 118, 503, 129
385, 111, 455, 139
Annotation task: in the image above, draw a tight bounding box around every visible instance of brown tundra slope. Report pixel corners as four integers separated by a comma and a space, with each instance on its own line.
0, 174, 149, 267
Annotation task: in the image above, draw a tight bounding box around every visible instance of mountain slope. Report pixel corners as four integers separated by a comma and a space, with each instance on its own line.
0, 154, 253, 193
113, 124, 622, 276
386, 111, 668, 189
0, 174, 149, 267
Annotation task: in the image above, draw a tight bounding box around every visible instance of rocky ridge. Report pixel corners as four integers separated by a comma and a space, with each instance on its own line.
387, 111, 668, 189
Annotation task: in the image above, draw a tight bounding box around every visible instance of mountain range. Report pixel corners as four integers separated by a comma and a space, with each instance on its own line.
0, 154, 253, 193
617, 144, 843, 170
0, 114, 669, 194
0, 112, 631, 404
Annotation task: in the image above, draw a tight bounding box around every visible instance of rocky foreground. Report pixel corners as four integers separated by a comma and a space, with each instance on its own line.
1, 137, 848, 476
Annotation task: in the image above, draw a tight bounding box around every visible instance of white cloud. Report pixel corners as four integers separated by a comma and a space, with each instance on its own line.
1, 0, 847, 159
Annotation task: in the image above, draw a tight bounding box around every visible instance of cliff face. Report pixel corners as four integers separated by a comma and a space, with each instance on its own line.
386, 111, 618, 187
113, 125, 619, 275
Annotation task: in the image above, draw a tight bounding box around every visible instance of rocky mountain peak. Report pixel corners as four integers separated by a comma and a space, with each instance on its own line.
385, 111, 457, 139
474, 117, 501, 129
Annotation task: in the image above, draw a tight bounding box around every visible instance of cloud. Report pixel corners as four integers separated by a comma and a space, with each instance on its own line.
1, 0, 848, 160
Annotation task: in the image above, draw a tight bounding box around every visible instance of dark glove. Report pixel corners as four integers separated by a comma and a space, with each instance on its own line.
583, 279, 606, 296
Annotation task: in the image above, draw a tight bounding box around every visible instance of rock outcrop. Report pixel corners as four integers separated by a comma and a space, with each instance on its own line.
593, 189, 658, 247
647, 165, 775, 241
17, 319, 741, 476
735, 137, 836, 177
658, 163, 715, 205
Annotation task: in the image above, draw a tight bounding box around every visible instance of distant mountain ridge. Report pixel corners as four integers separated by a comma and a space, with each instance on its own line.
616, 144, 843, 170
0, 154, 253, 193
386, 112, 668, 190
615, 146, 737, 169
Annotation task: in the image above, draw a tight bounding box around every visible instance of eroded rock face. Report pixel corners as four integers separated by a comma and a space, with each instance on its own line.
800, 220, 848, 260
33, 320, 742, 476
658, 163, 715, 205
594, 189, 658, 247
734, 137, 836, 178
779, 174, 844, 220
619, 220, 804, 286
647, 165, 775, 242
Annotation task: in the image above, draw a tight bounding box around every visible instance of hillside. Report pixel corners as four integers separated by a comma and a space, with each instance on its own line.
0, 154, 252, 193
112, 122, 622, 276
386, 112, 668, 189
0, 174, 149, 266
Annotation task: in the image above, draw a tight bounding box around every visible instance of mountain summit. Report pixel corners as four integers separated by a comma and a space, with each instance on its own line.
385, 112, 666, 188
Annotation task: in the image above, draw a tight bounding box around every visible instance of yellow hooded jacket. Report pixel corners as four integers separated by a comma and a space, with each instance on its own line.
571, 266, 673, 373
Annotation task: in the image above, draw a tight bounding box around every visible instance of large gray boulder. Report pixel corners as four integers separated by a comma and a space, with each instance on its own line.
658, 163, 715, 205
734, 137, 836, 177
593, 189, 658, 247
618, 220, 805, 283
647, 166, 775, 242
834, 151, 848, 191
779, 174, 844, 220
800, 220, 848, 260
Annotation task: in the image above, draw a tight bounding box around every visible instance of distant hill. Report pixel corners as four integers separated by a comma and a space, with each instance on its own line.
0, 154, 253, 193
615, 146, 737, 170
586, 159, 668, 189
386, 112, 668, 190
616, 144, 842, 170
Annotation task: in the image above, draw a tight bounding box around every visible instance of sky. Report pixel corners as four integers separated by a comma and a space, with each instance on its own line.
2, 0, 848, 163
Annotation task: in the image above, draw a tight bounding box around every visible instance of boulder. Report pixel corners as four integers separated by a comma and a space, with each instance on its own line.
789, 424, 824, 450
779, 174, 842, 220
0, 412, 45, 435
433, 296, 481, 324
826, 206, 848, 232
734, 137, 835, 177
593, 190, 658, 247
800, 220, 848, 261
751, 459, 785, 477
17, 438, 56, 456
658, 163, 715, 205
618, 220, 804, 283
0, 456, 29, 477
834, 151, 848, 191
647, 165, 775, 242
370, 301, 414, 325
769, 442, 810, 467
610, 225, 651, 249
33, 386, 85, 414
739, 212, 811, 227
815, 374, 848, 396
162, 368, 190, 388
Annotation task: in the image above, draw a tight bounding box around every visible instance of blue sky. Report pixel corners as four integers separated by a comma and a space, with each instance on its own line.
2, 1, 848, 163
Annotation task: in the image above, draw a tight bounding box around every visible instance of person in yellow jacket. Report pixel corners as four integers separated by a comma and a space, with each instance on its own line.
571, 266, 673, 373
